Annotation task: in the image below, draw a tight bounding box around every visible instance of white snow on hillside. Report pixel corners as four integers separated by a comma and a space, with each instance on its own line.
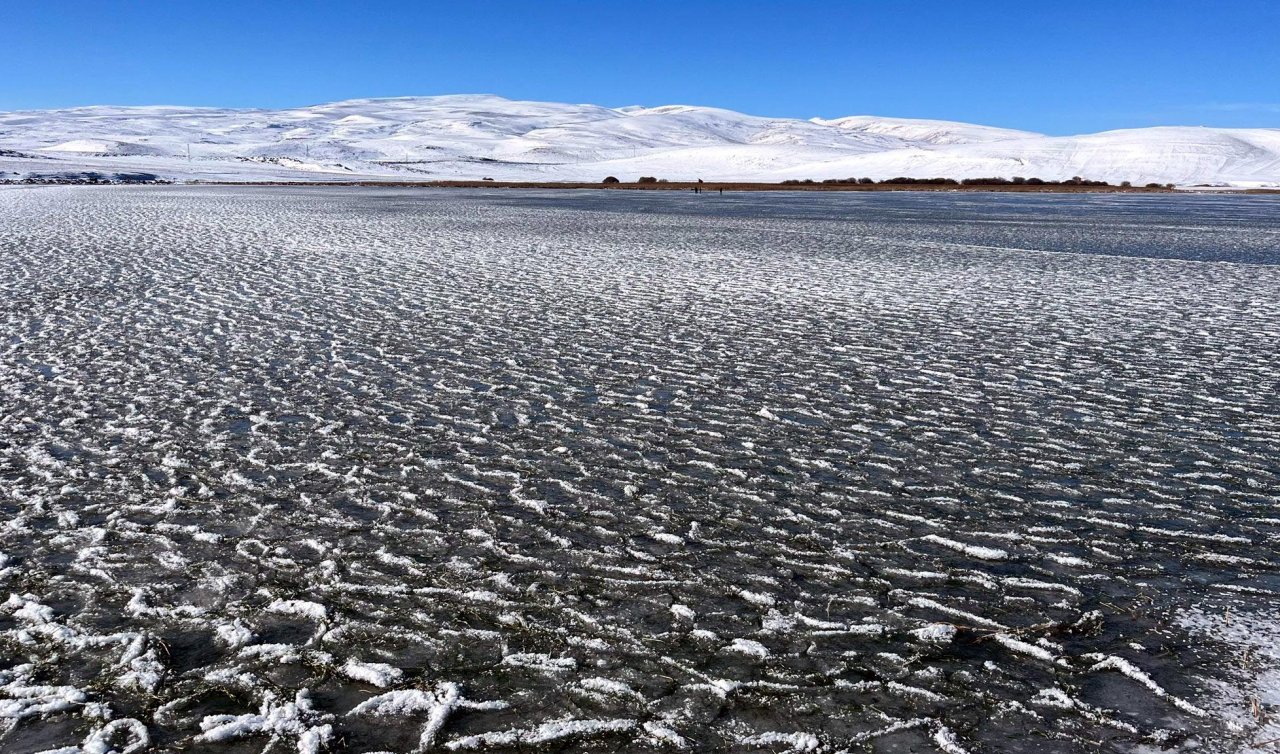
0, 94, 1276, 185
811, 115, 1039, 146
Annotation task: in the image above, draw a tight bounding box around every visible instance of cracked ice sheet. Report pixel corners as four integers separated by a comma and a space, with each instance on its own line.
1, 186, 1279, 752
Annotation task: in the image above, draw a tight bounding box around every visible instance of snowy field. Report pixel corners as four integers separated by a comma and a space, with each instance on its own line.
2, 95, 1278, 186
1, 186, 1278, 754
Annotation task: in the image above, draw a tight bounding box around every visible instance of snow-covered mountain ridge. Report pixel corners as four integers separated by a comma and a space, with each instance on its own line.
1, 94, 1277, 186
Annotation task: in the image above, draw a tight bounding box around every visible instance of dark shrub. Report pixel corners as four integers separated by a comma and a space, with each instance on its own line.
637, 176, 658, 184
602, 176, 620, 184
879, 177, 957, 185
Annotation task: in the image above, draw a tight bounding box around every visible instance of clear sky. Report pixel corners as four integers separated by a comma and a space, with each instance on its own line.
5, 0, 1278, 134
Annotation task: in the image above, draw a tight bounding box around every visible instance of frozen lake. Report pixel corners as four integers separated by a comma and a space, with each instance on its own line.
1, 186, 1278, 753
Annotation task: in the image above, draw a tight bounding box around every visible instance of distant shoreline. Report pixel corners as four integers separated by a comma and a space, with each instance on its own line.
186, 180, 1280, 194
6, 178, 1277, 193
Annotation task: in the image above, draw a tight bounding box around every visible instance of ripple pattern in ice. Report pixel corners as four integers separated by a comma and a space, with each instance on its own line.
1, 187, 1278, 753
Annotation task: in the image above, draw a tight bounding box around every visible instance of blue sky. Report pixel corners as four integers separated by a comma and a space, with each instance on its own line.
5, 1, 1278, 134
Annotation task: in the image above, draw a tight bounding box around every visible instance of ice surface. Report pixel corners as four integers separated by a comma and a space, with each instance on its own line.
1, 186, 1278, 752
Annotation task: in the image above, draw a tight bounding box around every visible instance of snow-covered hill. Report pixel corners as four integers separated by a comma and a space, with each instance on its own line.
1, 94, 1276, 186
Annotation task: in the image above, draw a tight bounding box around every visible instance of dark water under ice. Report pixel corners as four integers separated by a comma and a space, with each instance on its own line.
1, 186, 1278, 753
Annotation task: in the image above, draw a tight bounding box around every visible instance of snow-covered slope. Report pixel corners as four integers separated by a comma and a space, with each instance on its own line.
1, 94, 1276, 185
775, 127, 1280, 186
810, 115, 1039, 146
